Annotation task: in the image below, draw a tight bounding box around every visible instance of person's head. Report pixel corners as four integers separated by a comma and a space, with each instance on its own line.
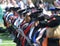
35, 0, 44, 8
39, 3, 44, 8
25, 15, 31, 23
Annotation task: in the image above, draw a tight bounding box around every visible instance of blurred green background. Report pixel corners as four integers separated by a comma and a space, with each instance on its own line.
0, 4, 16, 46
0, 5, 3, 23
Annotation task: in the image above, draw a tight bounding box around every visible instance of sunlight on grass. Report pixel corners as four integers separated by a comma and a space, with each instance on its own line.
0, 44, 16, 46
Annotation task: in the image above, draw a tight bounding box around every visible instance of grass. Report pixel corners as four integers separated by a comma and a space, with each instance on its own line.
0, 33, 16, 46
0, 44, 16, 46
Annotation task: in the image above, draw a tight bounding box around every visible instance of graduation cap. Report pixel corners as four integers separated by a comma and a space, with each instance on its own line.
38, 15, 60, 28
53, 15, 60, 21
46, 15, 60, 27
8, 7, 20, 12
29, 9, 43, 18
17, 7, 36, 15
5, 7, 9, 12
35, 16, 45, 21
37, 8, 43, 13
47, 20, 60, 27
17, 9, 26, 14
27, 7, 36, 10
38, 20, 47, 28
10, 7, 20, 11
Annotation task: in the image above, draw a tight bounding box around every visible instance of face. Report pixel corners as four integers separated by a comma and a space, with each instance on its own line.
34, 21, 39, 26
25, 15, 31, 23
39, 3, 44, 8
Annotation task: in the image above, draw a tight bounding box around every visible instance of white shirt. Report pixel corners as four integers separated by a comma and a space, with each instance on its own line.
18, 1, 25, 9
43, 8, 52, 16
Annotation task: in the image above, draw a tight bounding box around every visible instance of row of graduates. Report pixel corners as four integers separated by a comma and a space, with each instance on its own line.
3, 1, 60, 46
